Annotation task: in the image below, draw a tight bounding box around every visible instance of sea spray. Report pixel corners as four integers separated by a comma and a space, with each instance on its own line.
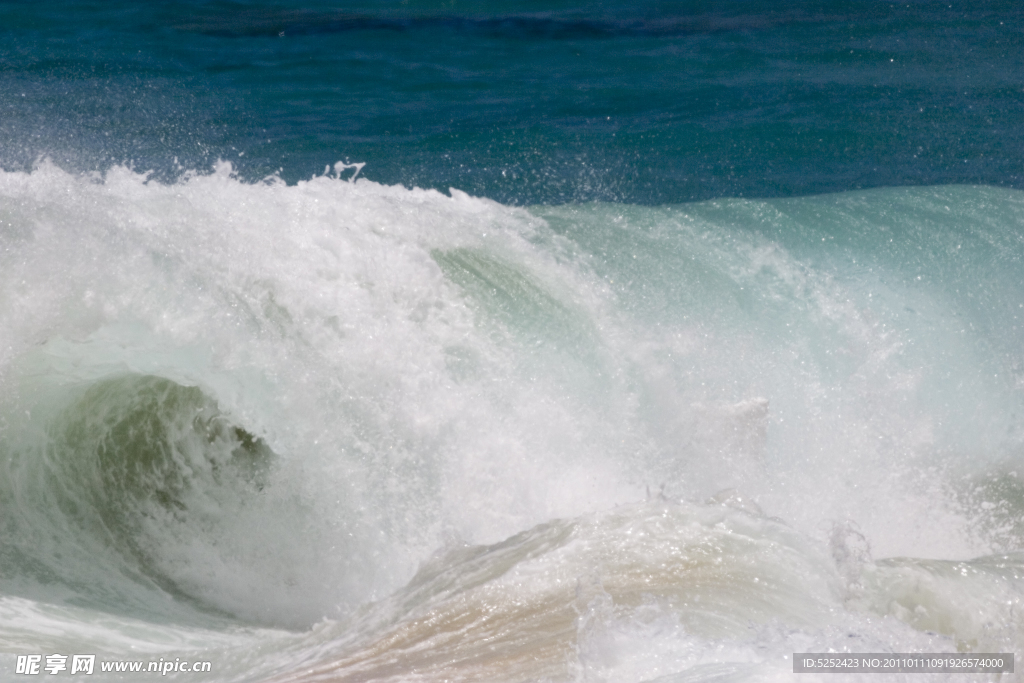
1, 164, 1023, 680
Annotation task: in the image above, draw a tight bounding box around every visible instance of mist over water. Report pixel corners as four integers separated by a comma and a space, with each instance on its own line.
3, 1, 1024, 681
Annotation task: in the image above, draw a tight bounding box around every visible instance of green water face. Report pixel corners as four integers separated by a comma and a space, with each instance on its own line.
0, 374, 278, 622
59, 374, 269, 519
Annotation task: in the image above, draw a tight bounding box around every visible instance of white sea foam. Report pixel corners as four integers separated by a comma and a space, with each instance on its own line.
1, 164, 1022, 680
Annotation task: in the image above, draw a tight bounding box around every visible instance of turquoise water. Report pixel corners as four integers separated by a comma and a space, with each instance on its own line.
1, 3, 1024, 682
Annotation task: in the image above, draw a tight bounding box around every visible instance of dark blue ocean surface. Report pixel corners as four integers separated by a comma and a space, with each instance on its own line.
1, 0, 1023, 203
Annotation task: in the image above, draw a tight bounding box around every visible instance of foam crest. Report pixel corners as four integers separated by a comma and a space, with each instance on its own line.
1, 165, 1023, 678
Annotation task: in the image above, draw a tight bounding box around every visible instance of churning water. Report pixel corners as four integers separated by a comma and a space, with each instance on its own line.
2, 2, 1024, 681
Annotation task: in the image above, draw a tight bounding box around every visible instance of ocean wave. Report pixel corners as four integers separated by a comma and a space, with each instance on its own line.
1, 163, 1022, 680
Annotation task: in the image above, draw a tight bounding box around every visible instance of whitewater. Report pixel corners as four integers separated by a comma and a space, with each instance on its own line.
0, 159, 1021, 682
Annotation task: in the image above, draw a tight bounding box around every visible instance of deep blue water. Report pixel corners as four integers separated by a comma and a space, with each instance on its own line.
2, 0, 1023, 203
